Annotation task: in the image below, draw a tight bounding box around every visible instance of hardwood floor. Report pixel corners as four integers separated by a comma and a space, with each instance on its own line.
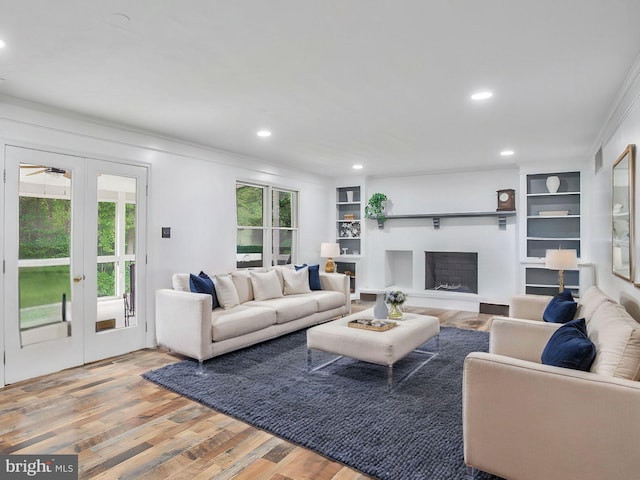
0, 304, 492, 479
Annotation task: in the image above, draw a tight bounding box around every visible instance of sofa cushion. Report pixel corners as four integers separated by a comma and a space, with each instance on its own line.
579, 286, 614, 323
282, 267, 312, 295
250, 269, 284, 301
543, 289, 577, 323
308, 290, 346, 311
172, 273, 190, 292
295, 263, 323, 290
214, 274, 240, 309
189, 272, 219, 309
587, 301, 640, 380
211, 305, 275, 342
247, 296, 317, 324
231, 270, 255, 303
541, 318, 596, 371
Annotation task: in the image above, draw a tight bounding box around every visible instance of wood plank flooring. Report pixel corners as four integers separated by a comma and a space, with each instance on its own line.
0, 304, 492, 479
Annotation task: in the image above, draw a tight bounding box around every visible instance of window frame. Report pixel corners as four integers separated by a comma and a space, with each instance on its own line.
236, 182, 298, 269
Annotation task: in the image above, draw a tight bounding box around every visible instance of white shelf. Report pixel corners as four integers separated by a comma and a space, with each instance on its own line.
526, 283, 579, 289
527, 237, 581, 241
527, 192, 580, 197
527, 215, 580, 219
337, 236, 361, 240
337, 201, 361, 205
337, 219, 361, 223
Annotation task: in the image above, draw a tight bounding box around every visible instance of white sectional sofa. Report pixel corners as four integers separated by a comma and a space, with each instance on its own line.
155, 267, 350, 363
463, 286, 640, 480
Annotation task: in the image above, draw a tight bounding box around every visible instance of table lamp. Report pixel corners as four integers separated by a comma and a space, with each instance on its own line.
545, 248, 578, 293
320, 243, 341, 273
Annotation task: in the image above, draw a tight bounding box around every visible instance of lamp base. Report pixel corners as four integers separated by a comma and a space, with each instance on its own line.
325, 258, 336, 273
558, 269, 565, 293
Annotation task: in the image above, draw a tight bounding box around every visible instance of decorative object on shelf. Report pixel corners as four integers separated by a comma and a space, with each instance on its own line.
343, 213, 355, 220
346, 190, 354, 203
611, 144, 635, 283
339, 221, 361, 238
365, 192, 388, 228
546, 175, 561, 193
496, 188, 516, 211
320, 242, 341, 273
342, 248, 348, 256
545, 248, 578, 293
385, 290, 407, 319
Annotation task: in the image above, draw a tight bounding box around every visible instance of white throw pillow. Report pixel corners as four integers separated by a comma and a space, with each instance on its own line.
214, 274, 240, 309
231, 270, 254, 303
282, 267, 312, 295
587, 301, 640, 380
250, 270, 284, 301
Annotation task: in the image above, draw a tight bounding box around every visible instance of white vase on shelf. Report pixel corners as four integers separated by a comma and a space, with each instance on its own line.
546, 176, 560, 193
346, 190, 354, 203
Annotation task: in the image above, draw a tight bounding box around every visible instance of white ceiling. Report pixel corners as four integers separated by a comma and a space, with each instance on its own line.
1, 0, 640, 177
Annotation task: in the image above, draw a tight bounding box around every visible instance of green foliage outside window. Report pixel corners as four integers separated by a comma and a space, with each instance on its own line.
19, 197, 71, 259
237, 185, 263, 227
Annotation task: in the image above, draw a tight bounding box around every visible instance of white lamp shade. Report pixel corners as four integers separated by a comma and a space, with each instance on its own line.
320, 242, 341, 258
545, 249, 578, 270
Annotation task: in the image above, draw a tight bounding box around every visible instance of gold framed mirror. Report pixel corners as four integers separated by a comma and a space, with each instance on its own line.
612, 144, 635, 282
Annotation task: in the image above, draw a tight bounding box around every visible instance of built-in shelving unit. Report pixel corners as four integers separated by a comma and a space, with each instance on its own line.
336, 186, 362, 297
524, 171, 582, 296
336, 186, 362, 256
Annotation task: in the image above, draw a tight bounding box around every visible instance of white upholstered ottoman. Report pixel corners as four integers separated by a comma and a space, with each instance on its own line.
307, 308, 440, 386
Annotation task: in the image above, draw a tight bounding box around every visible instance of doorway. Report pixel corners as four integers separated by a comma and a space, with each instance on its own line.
3, 145, 147, 384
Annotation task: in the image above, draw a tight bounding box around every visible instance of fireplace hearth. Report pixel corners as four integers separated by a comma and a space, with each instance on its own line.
425, 251, 478, 294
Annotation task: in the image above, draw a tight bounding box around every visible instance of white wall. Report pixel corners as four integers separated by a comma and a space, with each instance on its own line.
361, 168, 520, 307
0, 97, 332, 346
591, 97, 640, 319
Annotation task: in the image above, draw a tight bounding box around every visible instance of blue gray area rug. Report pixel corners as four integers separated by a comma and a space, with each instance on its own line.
143, 326, 501, 480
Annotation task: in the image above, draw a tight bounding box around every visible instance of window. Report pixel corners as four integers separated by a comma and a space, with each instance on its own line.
236, 183, 298, 268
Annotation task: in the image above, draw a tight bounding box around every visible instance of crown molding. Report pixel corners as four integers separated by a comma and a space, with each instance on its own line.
588, 52, 640, 158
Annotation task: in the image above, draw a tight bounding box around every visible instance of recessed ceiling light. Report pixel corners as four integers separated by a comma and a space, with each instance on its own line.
352, 164, 363, 170
471, 91, 493, 101
500, 150, 515, 156
257, 130, 272, 137
0, 39, 6, 49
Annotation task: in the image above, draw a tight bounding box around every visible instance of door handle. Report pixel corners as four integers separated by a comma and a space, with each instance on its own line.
73, 275, 84, 283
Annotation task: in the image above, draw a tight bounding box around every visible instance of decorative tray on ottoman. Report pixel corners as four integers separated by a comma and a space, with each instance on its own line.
348, 318, 397, 332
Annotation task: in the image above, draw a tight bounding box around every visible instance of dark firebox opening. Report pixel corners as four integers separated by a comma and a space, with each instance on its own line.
425, 251, 478, 294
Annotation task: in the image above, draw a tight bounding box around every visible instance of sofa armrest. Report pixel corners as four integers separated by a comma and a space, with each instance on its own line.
510, 294, 552, 321
489, 317, 562, 362
319, 272, 350, 303
155, 289, 212, 361
464, 352, 640, 480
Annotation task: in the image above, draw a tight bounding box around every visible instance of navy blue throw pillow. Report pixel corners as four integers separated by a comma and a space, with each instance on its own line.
541, 318, 596, 372
189, 271, 219, 309
543, 289, 577, 323
295, 263, 323, 290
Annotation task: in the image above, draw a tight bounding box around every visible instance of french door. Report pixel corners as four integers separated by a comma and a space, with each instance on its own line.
3, 145, 147, 384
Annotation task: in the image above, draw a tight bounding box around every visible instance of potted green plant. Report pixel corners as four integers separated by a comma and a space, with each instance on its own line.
365, 192, 388, 228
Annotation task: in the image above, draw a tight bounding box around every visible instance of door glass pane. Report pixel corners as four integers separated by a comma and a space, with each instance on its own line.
96, 174, 137, 331
18, 163, 72, 345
